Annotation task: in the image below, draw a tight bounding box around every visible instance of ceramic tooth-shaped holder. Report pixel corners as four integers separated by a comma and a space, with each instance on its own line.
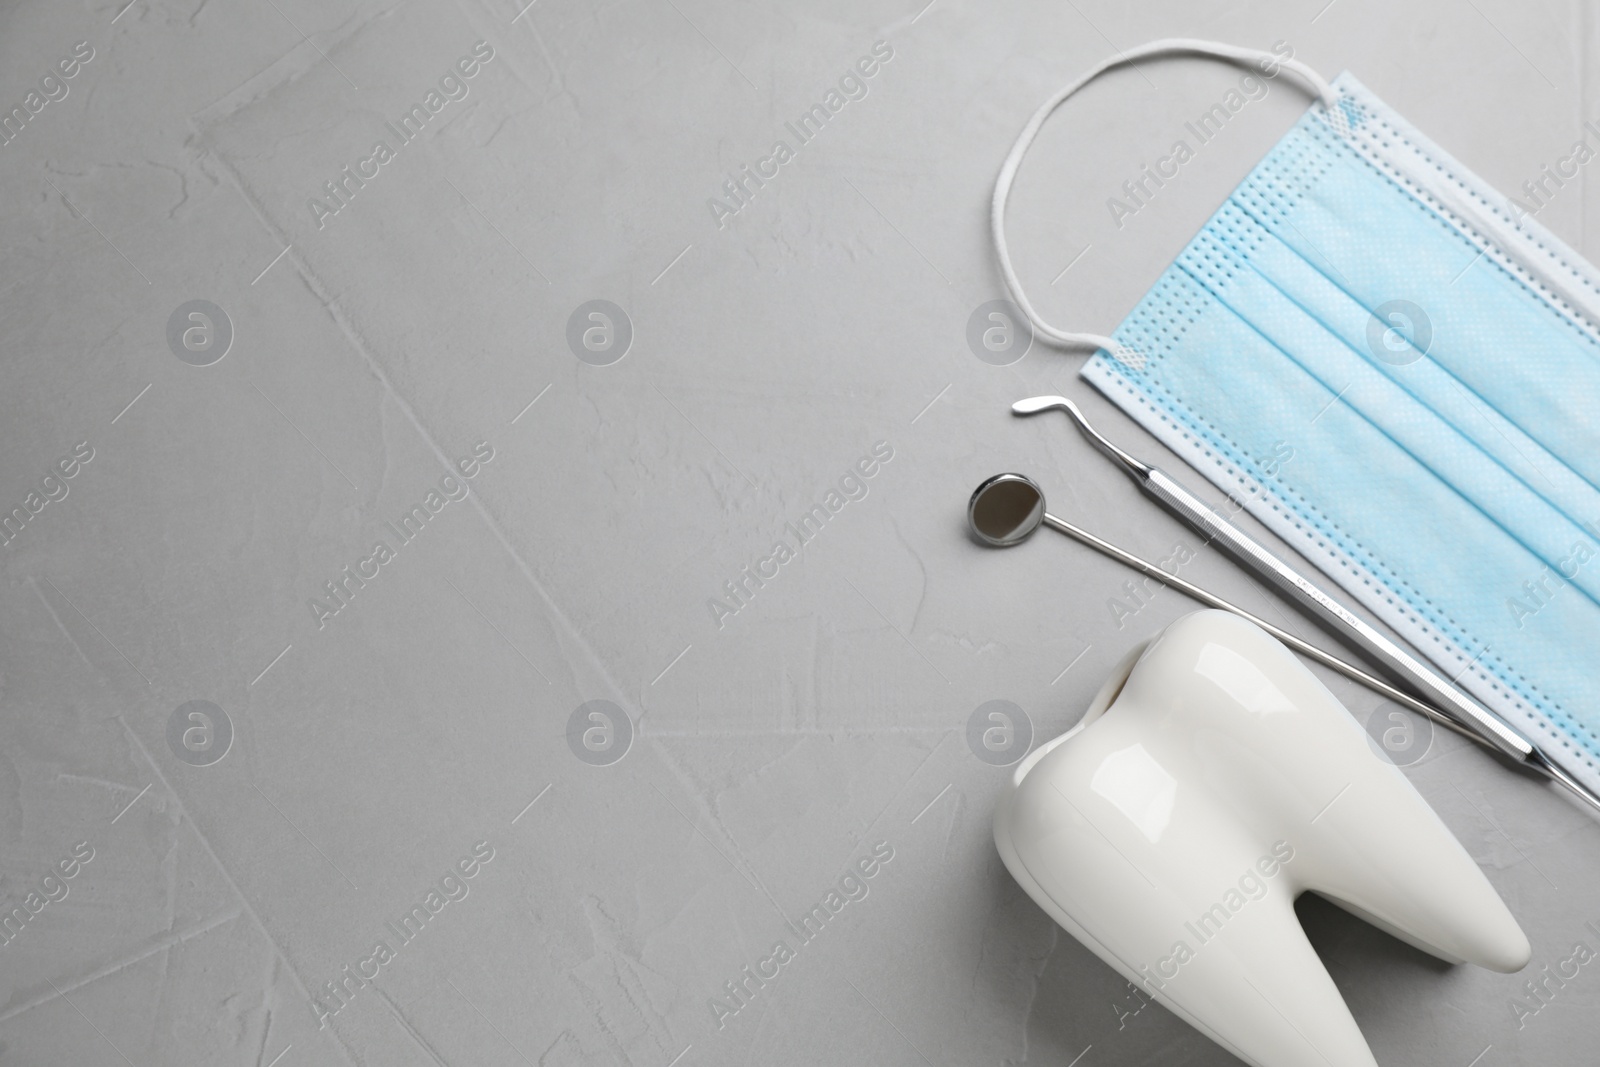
993, 609, 1529, 1067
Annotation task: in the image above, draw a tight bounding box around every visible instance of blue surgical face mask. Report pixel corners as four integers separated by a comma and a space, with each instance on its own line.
994, 40, 1600, 796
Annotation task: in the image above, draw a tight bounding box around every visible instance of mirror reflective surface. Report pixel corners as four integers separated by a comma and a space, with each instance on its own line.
969, 473, 1046, 547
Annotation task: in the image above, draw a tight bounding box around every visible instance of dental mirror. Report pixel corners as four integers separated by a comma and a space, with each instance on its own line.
968, 473, 1046, 546
965, 471, 1508, 771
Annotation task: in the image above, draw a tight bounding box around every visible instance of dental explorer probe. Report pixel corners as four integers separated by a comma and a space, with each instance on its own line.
967, 473, 1490, 753
1011, 395, 1600, 817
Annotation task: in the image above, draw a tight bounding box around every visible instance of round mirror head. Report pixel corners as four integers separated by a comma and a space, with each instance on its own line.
968, 473, 1045, 547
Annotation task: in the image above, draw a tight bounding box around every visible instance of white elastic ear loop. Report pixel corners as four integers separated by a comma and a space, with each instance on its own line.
991, 39, 1338, 354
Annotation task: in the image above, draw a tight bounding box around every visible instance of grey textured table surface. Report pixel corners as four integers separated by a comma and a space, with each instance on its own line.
3, 0, 1598, 1064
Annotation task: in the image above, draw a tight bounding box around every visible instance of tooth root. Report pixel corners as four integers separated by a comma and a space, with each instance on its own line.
1156, 897, 1382, 1067
1001, 781, 1380, 1067
1295, 774, 1531, 973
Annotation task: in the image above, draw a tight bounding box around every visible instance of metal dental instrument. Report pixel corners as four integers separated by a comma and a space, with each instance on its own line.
1009, 395, 1600, 816
967, 472, 1490, 754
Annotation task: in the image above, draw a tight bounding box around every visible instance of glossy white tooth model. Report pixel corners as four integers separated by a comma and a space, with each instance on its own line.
994, 609, 1530, 1067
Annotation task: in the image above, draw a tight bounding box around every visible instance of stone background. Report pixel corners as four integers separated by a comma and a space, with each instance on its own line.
1, 0, 1596, 1064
